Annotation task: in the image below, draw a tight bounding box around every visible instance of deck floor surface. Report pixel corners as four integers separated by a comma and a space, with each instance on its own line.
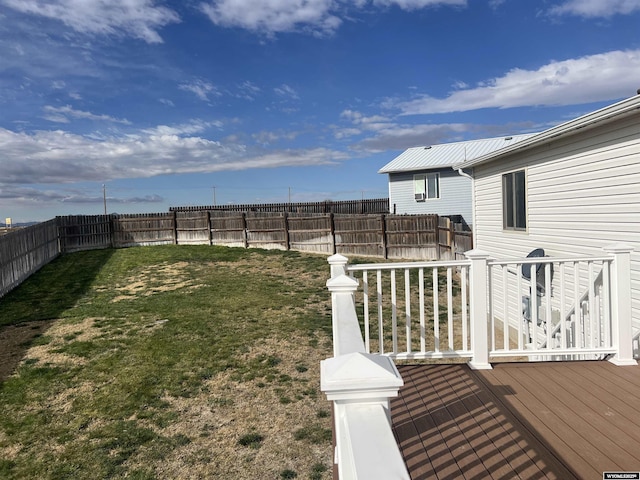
391, 361, 640, 480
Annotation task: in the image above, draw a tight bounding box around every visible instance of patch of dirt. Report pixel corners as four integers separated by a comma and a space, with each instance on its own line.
0, 320, 55, 381
131, 334, 333, 479
20, 317, 107, 368
110, 261, 205, 302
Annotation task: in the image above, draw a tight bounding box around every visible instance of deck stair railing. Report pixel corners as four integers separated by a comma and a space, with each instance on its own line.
538, 267, 605, 352
487, 255, 616, 360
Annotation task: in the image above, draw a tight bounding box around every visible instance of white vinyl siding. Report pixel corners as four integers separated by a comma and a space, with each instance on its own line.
473, 114, 640, 340
388, 169, 472, 224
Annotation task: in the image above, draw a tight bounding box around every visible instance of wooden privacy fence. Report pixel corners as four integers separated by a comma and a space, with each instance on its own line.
170, 197, 390, 214
0, 219, 59, 298
0, 212, 471, 300
56, 212, 472, 260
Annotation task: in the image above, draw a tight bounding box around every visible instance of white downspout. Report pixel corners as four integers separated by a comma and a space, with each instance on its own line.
456, 167, 476, 244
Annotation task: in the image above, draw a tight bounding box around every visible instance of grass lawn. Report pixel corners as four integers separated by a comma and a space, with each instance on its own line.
0, 245, 334, 479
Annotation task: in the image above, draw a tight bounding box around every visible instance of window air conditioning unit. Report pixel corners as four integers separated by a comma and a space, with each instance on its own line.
415, 193, 426, 201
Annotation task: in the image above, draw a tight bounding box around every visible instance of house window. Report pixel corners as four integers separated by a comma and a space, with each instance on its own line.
414, 173, 439, 201
502, 169, 526, 230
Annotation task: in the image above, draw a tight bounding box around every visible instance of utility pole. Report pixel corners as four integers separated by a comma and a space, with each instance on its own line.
213, 186, 217, 206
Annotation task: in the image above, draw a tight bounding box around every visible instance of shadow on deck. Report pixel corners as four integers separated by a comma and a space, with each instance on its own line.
392, 361, 640, 480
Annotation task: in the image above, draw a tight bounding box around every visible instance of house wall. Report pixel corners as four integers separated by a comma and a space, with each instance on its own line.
472, 113, 640, 339
388, 169, 473, 224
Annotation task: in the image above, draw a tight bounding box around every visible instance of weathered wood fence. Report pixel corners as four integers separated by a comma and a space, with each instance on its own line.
1, 211, 471, 300
55, 211, 471, 259
0, 219, 60, 298
171, 197, 389, 215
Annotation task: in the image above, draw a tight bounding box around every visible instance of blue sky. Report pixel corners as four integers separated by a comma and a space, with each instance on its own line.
1, 0, 639, 222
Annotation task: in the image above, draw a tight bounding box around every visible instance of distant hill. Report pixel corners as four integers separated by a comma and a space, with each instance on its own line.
0, 222, 39, 228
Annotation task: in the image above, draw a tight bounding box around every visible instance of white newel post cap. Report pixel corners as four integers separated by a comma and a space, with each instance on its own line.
464, 249, 491, 260
603, 243, 634, 254
326, 273, 359, 292
320, 352, 403, 402
328, 253, 349, 265
328, 253, 349, 278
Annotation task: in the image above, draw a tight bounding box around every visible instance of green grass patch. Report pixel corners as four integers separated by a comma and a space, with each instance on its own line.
238, 432, 264, 449
0, 245, 334, 479
293, 424, 333, 444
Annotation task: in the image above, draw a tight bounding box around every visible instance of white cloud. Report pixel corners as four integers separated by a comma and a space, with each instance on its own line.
200, 0, 466, 36
0, 126, 349, 188
337, 109, 538, 151
201, 0, 341, 36
252, 129, 300, 145
42, 105, 131, 125
142, 120, 224, 136
372, 0, 465, 9
340, 110, 391, 129
179, 79, 221, 102
352, 122, 470, 151
1, 0, 180, 43
548, 0, 640, 17
237, 80, 262, 100
274, 84, 299, 99
0, 185, 163, 206
398, 49, 640, 114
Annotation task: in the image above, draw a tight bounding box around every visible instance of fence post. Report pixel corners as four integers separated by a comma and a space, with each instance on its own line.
381, 214, 387, 259
108, 213, 115, 248
466, 249, 492, 370
283, 212, 290, 250
604, 244, 637, 366
329, 213, 336, 255
435, 215, 441, 260
241, 212, 248, 249
171, 211, 178, 245
206, 211, 213, 246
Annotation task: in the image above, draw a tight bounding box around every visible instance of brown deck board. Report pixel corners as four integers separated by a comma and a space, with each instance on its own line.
392, 361, 640, 480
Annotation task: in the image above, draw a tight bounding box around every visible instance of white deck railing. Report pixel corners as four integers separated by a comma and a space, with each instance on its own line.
340, 245, 636, 366
321, 245, 636, 478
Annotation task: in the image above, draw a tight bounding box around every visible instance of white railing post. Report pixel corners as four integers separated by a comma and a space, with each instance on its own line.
324, 254, 410, 480
603, 244, 637, 366
327, 253, 365, 357
321, 352, 408, 480
466, 249, 492, 370
327, 273, 363, 357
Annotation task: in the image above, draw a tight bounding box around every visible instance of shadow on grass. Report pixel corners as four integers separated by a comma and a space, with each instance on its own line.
0, 248, 115, 381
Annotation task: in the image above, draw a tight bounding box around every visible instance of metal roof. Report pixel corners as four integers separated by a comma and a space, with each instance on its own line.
378, 134, 537, 174
459, 94, 640, 170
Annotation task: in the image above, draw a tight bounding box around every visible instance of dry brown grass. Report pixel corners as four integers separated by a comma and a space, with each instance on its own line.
0, 246, 334, 479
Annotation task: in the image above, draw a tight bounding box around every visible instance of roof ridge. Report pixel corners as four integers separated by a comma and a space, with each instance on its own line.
407, 132, 534, 150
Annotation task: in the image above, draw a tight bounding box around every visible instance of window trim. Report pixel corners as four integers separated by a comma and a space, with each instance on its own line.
502, 168, 527, 231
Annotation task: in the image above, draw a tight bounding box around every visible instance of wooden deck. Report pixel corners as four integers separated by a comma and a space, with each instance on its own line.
391, 361, 640, 480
